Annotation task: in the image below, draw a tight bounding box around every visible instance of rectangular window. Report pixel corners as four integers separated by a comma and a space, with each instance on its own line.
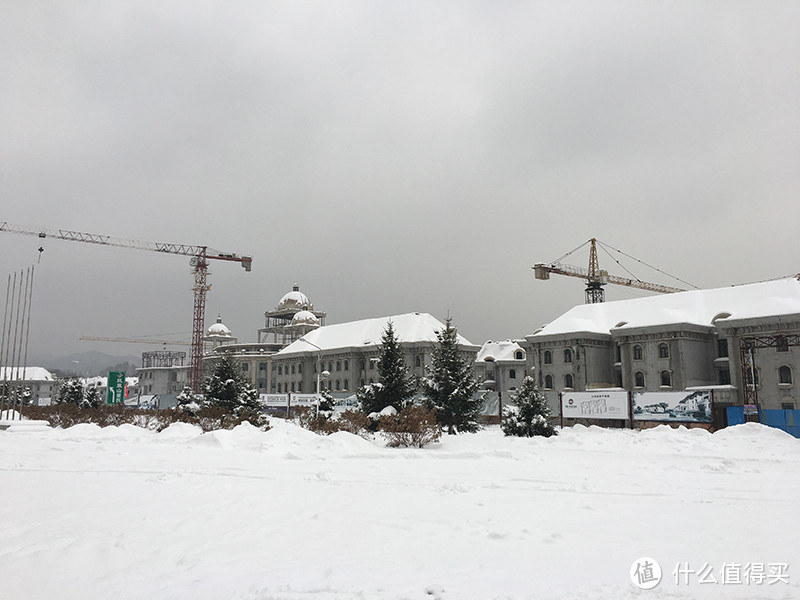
717, 339, 729, 358
718, 369, 730, 385
259, 362, 267, 371
242, 363, 249, 372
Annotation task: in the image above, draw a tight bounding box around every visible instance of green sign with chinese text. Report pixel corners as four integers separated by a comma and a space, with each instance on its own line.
107, 371, 126, 404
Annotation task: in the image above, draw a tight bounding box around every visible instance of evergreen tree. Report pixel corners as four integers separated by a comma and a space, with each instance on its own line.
501, 376, 557, 437
421, 318, 482, 434
83, 384, 102, 409
357, 321, 415, 415
175, 386, 203, 414
56, 378, 85, 406
202, 353, 262, 414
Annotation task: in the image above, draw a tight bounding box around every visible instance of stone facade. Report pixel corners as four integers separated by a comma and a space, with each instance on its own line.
522, 279, 800, 410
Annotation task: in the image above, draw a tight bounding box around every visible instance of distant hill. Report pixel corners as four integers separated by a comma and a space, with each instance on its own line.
27, 350, 141, 377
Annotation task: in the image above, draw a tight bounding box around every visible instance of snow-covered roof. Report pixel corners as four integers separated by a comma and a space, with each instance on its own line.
530, 277, 800, 338
276, 312, 476, 356
0, 367, 54, 381
477, 340, 525, 362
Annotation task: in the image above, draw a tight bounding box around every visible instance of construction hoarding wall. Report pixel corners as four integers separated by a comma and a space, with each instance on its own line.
632, 390, 712, 423
561, 391, 630, 420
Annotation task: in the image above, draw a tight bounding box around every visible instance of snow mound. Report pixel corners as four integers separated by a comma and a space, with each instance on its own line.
158, 421, 204, 440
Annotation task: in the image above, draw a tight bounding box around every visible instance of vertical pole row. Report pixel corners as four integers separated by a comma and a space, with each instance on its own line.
0, 275, 11, 417
0, 267, 35, 420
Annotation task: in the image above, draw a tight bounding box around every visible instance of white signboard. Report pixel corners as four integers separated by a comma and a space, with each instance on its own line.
632, 391, 712, 423
262, 394, 289, 407
561, 391, 630, 420
290, 393, 321, 407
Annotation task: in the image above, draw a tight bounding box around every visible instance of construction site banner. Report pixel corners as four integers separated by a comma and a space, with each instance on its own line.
561, 391, 630, 420
291, 394, 321, 407
262, 394, 289, 407
106, 371, 125, 405
632, 390, 712, 423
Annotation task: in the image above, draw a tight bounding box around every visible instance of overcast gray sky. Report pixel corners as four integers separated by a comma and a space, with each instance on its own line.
2, 1, 799, 359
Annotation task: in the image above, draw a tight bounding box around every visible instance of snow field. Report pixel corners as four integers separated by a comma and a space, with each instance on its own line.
0, 420, 798, 600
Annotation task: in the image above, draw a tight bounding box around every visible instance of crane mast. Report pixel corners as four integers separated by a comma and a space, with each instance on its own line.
1, 221, 251, 392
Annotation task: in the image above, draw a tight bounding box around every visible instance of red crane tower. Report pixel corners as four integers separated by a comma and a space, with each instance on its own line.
0, 222, 252, 392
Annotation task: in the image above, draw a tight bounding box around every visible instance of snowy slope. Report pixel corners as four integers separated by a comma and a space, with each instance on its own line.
0, 421, 797, 600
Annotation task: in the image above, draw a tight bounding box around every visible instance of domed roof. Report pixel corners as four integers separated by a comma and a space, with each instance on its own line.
207, 315, 232, 337
277, 284, 313, 311
291, 310, 320, 326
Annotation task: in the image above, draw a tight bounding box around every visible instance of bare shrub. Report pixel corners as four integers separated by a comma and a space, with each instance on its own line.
330, 409, 371, 437
293, 407, 371, 438
19, 405, 269, 432
379, 404, 441, 448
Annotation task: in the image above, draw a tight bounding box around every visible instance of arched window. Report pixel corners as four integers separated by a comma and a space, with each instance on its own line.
515, 350, 524, 360
297, 382, 302, 392
344, 360, 349, 371
277, 365, 283, 375
509, 369, 516, 379
564, 374, 574, 389
661, 370, 672, 387
544, 350, 552, 365
415, 355, 421, 367
633, 345, 643, 360
360, 359, 366, 371
779, 366, 793, 385
564, 349, 573, 363
336, 361, 341, 372
658, 343, 669, 359
298, 364, 302, 374
544, 375, 553, 389
290, 382, 295, 392
291, 364, 295, 375
343, 379, 349, 391
635, 372, 645, 388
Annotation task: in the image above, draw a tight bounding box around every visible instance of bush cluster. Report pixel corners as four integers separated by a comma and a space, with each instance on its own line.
293, 407, 371, 437
293, 404, 440, 447
379, 404, 441, 448
21, 404, 270, 432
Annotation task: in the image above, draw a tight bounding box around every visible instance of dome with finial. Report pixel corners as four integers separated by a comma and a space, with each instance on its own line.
207, 315, 232, 337
291, 310, 320, 327
277, 284, 313, 311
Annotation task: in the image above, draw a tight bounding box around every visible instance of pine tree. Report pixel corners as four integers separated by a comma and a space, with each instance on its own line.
176, 386, 203, 414
421, 317, 482, 434
202, 353, 262, 414
83, 384, 102, 409
357, 321, 415, 415
56, 378, 85, 406
501, 375, 557, 437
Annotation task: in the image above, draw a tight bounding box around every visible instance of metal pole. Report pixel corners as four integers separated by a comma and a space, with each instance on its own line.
17, 267, 34, 419
0, 274, 10, 417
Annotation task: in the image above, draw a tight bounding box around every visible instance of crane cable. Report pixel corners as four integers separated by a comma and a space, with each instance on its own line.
595, 240, 700, 290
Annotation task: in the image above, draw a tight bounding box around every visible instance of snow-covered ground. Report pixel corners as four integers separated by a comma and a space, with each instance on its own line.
0, 420, 798, 600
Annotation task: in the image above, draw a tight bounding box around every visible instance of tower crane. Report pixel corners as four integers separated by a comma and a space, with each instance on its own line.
533, 238, 694, 304
79, 336, 191, 347
0, 221, 251, 392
